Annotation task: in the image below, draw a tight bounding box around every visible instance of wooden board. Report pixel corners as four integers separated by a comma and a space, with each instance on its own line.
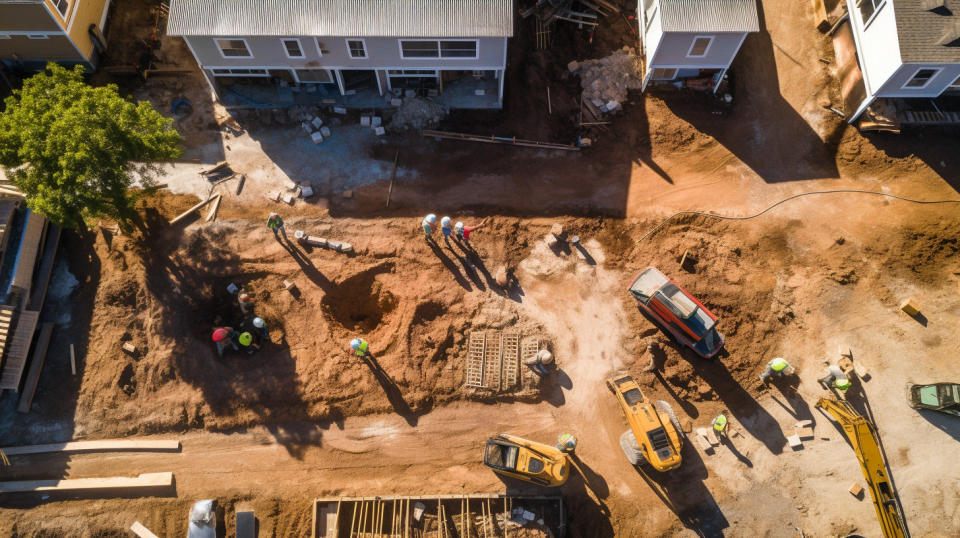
168, 195, 218, 225
0, 310, 42, 390
130, 521, 160, 538
1, 439, 181, 456
16, 322, 55, 413
0, 472, 173, 494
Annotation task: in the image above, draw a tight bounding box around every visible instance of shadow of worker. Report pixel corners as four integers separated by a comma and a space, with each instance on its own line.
361, 353, 419, 427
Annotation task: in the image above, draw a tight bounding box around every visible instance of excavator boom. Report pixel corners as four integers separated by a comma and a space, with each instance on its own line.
816, 397, 909, 538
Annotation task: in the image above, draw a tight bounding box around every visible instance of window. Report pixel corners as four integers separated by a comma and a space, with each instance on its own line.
856, 0, 885, 26
650, 68, 677, 80
216, 39, 252, 58
400, 40, 478, 59
687, 36, 713, 58
282, 39, 303, 58
346, 39, 367, 58
950, 75, 960, 88
27, 34, 49, 40
51, 0, 69, 16
904, 68, 939, 89
401, 41, 439, 58
211, 68, 268, 76
295, 69, 334, 83
387, 69, 438, 76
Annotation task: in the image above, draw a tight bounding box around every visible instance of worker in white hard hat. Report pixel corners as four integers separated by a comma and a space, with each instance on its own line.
421, 214, 437, 242
252, 316, 268, 340
349, 338, 370, 359
759, 357, 793, 382
440, 216, 453, 241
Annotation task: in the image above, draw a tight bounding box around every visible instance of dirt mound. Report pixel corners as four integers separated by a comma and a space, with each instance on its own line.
322, 263, 398, 331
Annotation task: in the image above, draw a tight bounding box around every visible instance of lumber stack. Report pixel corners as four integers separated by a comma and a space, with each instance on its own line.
0, 472, 173, 494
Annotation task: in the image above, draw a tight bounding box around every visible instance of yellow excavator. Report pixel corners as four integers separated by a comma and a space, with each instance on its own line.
816, 397, 909, 538
607, 374, 683, 472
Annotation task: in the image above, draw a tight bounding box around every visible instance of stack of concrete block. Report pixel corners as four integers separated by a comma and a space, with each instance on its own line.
795, 420, 814, 440
298, 181, 314, 198
301, 114, 327, 144
333, 106, 347, 115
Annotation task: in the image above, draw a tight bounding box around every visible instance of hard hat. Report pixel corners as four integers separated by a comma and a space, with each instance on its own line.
239, 332, 253, 346
441, 216, 451, 227
425, 214, 437, 224
350, 338, 362, 351
269, 212, 278, 218
212, 328, 228, 342
253, 317, 265, 328
836, 378, 852, 390
537, 349, 554, 365
454, 222, 464, 232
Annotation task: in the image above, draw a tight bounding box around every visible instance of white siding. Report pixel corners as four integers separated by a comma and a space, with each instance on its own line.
846, 0, 901, 97
875, 63, 960, 97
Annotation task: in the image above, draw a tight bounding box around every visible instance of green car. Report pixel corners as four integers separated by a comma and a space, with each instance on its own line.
908, 383, 960, 416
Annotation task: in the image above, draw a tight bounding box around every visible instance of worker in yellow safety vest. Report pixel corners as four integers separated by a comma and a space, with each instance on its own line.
349, 338, 370, 359
759, 357, 792, 382
819, 365, 852, 392
711, 413, 728, 438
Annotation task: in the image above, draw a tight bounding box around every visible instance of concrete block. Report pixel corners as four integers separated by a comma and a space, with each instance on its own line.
304, 236, 327, 248
327, 240, 342, 251
310, 131, 324, 144
474, 89, 486, 96
849, 482, 863, 497
545, 233, 559, 248
282, 193, 295, 205
360, 116, 371, 126
796, 426, 814, 440
374, 127, 386, 136
371, 116, 382, 127
284, 180, 298, 191
550, 223, 564, 239
900, 298, 920, 316
283, 280, 296, 291
266, 191, 281, 202
122, 343, 137, 355
333, 106, 347, 114
320, 126, 331, 137
311, 116, 323, 128
299, 184, 314, 198
338, 242, 353, 254
391, 98, 403, 107
301, 121, 313, 134
787, 434, 802, 449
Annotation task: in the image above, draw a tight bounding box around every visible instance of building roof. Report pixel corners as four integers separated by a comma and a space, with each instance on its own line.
167, 0, 514, 38
894, 0, 960, 62
657, 0, 760, 33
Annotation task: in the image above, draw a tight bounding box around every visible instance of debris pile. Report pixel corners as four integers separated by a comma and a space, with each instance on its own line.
569, 46, 643, 113
388, 97, 449, 131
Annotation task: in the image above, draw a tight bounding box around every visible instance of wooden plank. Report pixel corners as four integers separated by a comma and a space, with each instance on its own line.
130, 521, 160, 538
168, 195, 218, 225
0, 310, 41, 390
204, 194, 222, 222
16, 322, 55, 413
0, 472, 173, 494
70, 343, 76, 375
27, 223, 61, 311
1, 439, 181, 456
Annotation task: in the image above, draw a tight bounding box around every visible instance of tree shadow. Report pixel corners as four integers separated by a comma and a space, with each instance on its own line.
635, 442, 729, 537
362, 353, 420, 427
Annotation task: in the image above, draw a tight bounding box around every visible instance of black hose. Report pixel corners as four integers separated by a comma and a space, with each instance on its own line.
636, 189, 960, 243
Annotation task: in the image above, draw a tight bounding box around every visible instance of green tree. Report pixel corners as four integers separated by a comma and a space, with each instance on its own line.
0, 63, 181, 229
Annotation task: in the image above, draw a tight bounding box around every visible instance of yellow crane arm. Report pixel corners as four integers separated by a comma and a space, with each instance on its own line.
816, 397, 908, 538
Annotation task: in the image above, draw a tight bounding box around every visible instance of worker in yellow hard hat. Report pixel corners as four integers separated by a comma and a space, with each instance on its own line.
819, 364, 852, 393
711, 413, 728, 438
759, 357, 793, 382
349, 338, 370, 359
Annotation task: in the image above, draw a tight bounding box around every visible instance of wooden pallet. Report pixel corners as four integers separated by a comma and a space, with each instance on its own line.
465, 333, 486, 388
482, 333, 502, 391
521, 337, 541, 370
501, 333, 521, 390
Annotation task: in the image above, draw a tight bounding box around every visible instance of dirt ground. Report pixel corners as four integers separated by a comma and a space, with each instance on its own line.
2, 0, 960, 536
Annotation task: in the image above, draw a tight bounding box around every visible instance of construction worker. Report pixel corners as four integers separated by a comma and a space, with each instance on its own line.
422, 214, 437, 242
349, 338, 370, 359
238, 331, 258, 354
819, 364, 853, 392
252, 317, 268, 340
212, 327, 239, 357
238, 292, 255, 315
440, 216, 453, 240
267, 212, 285, 237
523, 349, 554, 377
711, 413, 728, 438
759, 357, 792, 382
454, 218, 488, 243
555, 433, 577, 453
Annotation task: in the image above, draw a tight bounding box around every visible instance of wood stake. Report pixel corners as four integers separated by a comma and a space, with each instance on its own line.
547, 86, 552, 115
386, 148, 399, 208
69, 343, 76, 376
205, 194, 222, 222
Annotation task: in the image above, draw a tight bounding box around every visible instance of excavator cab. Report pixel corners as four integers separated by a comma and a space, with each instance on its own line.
607, 374, 683, 472
483, 434, 570, 487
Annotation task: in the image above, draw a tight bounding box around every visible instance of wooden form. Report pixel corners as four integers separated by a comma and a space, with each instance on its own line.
16, 322, 54, 413
313, 494, 563, 538
168, 195, 219, 225
0, 472, 173, 494
422, 130, 579, 151
1, 439, 181, 456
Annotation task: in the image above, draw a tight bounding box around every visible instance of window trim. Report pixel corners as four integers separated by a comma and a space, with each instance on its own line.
650, 67, 678, 80
314, 37, 325, 57
399, 39, 480, 60
902, 67, 941, 90
346, 38, 368, 59
857, 0, 887, 29
27, 34, 50, 40
686, 36, 713, 59
210, 67, 270, 77
215, 38, 253, 59
51, 0, 70, 17
281, 38, 304, 59
949, 74, 960, 88
293, 68, 335, 84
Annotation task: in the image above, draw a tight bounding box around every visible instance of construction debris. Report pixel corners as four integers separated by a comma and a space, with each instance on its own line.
388, 97, 449, 131
569, 47, 643, 114
169, 195, 220, 225
899, 298, 921, 316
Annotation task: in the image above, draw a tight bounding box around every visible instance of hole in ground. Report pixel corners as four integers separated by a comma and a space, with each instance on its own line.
322, 263, 397, 331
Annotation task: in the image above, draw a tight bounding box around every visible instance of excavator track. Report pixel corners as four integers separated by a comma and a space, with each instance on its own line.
816, 397, 909, 538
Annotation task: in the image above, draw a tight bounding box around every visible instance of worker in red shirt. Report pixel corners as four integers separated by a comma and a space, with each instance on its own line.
454, 218, 488, 243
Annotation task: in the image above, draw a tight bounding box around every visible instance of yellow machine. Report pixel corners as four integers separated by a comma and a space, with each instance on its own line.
607, 374, 683, 472
483, 433, 571, 487
816, 397, 908, 538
